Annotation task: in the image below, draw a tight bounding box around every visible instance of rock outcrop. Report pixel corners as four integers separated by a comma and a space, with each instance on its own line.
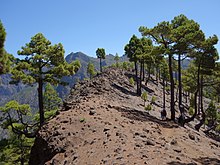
29, 67, 220, 165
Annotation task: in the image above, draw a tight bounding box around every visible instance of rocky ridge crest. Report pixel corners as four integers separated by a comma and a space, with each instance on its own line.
29, 67, 220, 165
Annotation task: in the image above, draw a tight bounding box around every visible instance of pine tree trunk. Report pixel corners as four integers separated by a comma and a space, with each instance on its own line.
135, 61, 139, 95
185, 91, 198, 124
195, 75, 206, 131
138, 61, 143, 96
142, 62, 145, 81
159, 68, 161, 81
38, 77, 44, 126
163, 77, 166, 110
156, 67, 159, 83
178, 54, 182, 109
185, 92, 188, 103
169, 54, 175, 121
176, 87, 179, 103
185, 63, 201, 124
146, 65, 151, 86
100, 58, 102, 72
198, 86, 201, 114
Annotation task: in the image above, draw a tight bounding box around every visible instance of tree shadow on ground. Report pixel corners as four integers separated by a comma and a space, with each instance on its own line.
141, 83, 154, 93
125, 72, 136, 79
125, 72, 155, 93
204, 132, 220, 143
111, 83, 137, 96
112, 105, 178, 129
152, 101, 163, 108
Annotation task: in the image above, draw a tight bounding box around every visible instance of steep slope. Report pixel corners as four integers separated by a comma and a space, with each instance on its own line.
29, 68, 220, 165
0, 74, 26, 105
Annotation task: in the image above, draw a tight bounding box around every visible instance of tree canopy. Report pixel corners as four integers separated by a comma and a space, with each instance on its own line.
11, 33, 81, 126
0, 20, 6, 57
138, 14, 209, 121
96, 48, 106, 72
87, 62, 96, 79
0, 20, 13, 75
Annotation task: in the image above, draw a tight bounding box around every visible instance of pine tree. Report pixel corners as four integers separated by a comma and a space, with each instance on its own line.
0, 100, 36, 137
192, 35, 219, 131
139, 14, 205, 121
11, 33, 81, 126
0, 20, 14, 75
139, 21, 177, 120
114, 53, 120, 67
0, 20, 6, 58
182, 34, 218, 130
0, 132, 34, 165
87, 62, 96, 79
138, 37, 154, 85
171, 14, 205, 112
124, 35, 142, 95
43, 83, 62, 120
96, 48, 106, 72
161, 59, 169, 111
0, 100, 35, 165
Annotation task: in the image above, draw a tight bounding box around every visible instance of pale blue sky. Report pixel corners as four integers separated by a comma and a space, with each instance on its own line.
1, 0, 220, 58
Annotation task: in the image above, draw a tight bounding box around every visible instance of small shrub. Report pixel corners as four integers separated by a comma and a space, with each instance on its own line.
145, 104, 152, 111
111, 63, 116, 67
116, 62, 120, 68
129, 77, 135, 86
189, 107, 194, 116
151, 96, 156, 104
141, 91, 148, 101
80, 118, 86, 122
84, 78, 90, 81
215, 124, 220, 132
141, 91, 148, 107
165, 86, 170, 91
45, 110, 58, 120
102, 66, 108, 70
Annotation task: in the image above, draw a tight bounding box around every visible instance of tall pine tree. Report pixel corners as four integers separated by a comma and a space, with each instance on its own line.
0, 20, 13, 75
11, 33, 80, 126
96, 48, 106, 72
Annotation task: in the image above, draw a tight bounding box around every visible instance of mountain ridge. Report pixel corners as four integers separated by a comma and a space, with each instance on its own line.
0, 51, 128, 106
29, 67, 220, 165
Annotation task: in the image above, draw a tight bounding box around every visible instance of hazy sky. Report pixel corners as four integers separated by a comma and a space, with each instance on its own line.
1, 0, 220, 58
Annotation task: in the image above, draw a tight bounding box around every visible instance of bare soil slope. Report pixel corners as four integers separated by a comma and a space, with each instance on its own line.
29, 68, 220, 165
